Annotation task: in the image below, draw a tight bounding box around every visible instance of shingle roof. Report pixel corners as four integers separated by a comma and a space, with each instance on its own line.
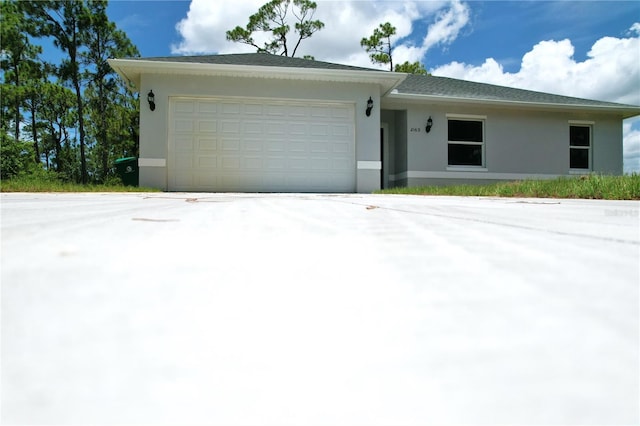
122, 54, 640, 114
135, 53, 381, 72
395, 74, 633, 108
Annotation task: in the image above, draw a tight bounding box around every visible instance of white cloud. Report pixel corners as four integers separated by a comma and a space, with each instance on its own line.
171, 0, 264, 55
172, 0, 469, 69
432, 34, 640, 106
422, 0, 470, 51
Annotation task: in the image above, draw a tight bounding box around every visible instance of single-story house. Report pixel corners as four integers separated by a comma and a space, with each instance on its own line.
108, 53, 640, 193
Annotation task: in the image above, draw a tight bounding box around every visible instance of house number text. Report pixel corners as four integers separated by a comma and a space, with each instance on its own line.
410, 127, 422, 132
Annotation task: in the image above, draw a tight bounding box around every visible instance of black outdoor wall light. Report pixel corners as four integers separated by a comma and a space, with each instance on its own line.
426, 116, 433, 133
366, 97, 374, 117
147, 90, 156, 111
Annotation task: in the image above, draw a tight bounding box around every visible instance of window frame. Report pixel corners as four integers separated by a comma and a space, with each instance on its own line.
446, 114, 487, 169
569, 121, 593, 172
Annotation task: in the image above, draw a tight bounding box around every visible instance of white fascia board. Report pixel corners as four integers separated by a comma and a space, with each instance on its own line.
107, 59, 137, 90
108, 59, 407, 95
384, 92, 640, 118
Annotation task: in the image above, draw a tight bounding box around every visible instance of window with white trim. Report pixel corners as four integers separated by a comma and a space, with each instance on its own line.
448, 118, 484, 167
569, 125, 591, 170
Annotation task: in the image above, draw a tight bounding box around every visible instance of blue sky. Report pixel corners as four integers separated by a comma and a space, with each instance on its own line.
436, 1, 638, 69
107, 1, 639, 67
106, 0, 639, 172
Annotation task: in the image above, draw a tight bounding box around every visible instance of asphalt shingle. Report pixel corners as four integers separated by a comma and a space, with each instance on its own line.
134, 54, 637, 109
136, 53, 381, 72
395, 74, 631, 107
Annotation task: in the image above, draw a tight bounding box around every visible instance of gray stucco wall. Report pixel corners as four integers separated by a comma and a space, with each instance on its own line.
382, 100, 624, 186
138, 74, 381, 192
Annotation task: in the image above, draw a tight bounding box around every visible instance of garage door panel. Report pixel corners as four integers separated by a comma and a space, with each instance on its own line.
332, 142, 350, 153
311, 106, 329, 118
245, 122, 264, 134
310, 124, 329, 137
311, 158, 330, 170
311, 142, 329, 153
289, 157, 308, 169
332, 124, 350, 137
332, 106, 352, 119
197, 101, 217, 114
174, 172, 193, 187
221, 103, 241, 114
267, 122, 287, 135
174, 120, 194, 133
243, 157, 263, 170
222, 121, 240, 134
333, 158, 351, 170
174, 101, 195, 113
175, 155, 194, 169
222, 139, 240, 151
243, 140, 263, 152
289, 141, 307, 153
198, 120, 217, 133
222, 157, 240, 169
266, 158, 286, 170
169, 97, 355, 192
198, 156, 217, 168
267, 141, 286, 152
289, 123, 306, 135
198, 138, 217, 151
175, 136, 194, 151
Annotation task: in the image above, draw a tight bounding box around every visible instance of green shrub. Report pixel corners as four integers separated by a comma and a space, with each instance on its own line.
0, 168, 158, 192
0, 136, 37, 179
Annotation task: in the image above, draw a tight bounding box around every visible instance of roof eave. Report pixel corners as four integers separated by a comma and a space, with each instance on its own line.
108, 58, 407, 95
384, 92, 640, 118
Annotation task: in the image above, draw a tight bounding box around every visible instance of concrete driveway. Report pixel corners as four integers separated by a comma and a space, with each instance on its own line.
2, 193, 639, 425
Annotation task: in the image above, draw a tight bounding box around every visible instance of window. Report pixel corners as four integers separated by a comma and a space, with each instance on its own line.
448, 119, 484, 167
570, 125, 591, 170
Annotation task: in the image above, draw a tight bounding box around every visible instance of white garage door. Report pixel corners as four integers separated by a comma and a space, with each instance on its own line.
168, 97, 356, 192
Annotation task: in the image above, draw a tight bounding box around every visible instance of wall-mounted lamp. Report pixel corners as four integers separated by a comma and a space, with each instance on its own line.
147, 90, 156, 111
366, 97, 373, 117
426, 116, 433, 133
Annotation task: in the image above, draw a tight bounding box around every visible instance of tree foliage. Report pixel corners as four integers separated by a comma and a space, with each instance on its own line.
360, 22, 396, 71
1, 1, 43, 144
1, 0, 140, 184
361, 22, 428, 74
23, 0, 94, 183
226, 0, 324, 57
81, 0, 139, 180
394, 61, 428, 75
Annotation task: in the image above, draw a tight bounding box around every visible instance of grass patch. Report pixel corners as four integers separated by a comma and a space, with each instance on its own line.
0, 171, 160, 193
377, 174, 640, 200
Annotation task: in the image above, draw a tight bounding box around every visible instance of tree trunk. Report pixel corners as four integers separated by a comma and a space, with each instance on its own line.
52, 123, 62, 173
30, 104, 40, 163
99, 85, 108, 180
74, 76, 87, 183
69, 33, 87, 184
14, 58, 20, 142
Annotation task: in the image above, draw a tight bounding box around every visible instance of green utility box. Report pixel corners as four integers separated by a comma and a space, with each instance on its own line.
114, 157, 139, 186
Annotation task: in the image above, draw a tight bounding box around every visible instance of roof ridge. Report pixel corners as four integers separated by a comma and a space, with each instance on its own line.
132, 52, 385, 73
